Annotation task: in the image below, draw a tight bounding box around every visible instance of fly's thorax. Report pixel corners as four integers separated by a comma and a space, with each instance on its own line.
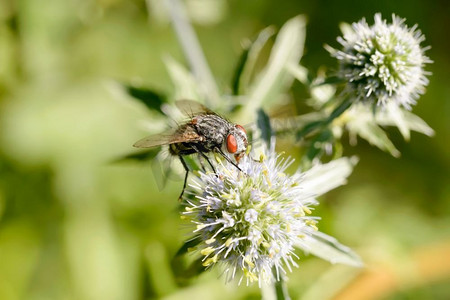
194, 114, 232, 148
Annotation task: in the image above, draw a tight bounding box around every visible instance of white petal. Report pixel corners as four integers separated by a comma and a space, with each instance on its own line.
385, 102, 411, 141
300, 157, 357, 197
297, 231, 363, 267
375, 105, 435, 137
240, 15, 306, 118
347, 117, 401, 157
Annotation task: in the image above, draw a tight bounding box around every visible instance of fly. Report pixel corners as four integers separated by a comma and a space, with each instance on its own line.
133, 100, 248, 200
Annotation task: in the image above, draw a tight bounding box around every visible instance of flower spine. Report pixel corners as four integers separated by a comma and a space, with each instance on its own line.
329, 13, 431, 109
182, 150, 354, 285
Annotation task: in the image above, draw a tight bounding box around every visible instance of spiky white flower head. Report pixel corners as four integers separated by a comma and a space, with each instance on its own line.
182, 147, 360, 285
329, 13, 431, 109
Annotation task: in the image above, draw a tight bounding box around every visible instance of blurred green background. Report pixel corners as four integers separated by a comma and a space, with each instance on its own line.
0, 0, 449, 299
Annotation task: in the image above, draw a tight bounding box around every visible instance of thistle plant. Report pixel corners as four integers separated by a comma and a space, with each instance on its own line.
126, 3, 434, 298
298, 13, 434, 160
328, 13, 431, 110
183, 144, 360, 285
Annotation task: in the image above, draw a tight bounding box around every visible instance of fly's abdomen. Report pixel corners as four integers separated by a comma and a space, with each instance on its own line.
169, 143, 199, 156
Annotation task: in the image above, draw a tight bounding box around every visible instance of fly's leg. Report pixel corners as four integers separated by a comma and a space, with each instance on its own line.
214, 147, 244, 173
197, 153, 207, 172
178, 155, 189, 201
191, 145, 217, 174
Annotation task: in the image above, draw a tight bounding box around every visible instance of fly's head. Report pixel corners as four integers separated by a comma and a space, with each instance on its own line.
225, 124, 248, 163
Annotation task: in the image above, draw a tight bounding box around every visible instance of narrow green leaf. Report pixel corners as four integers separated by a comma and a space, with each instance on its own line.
325, 98, 353, 125
296, 99, 351, 141
125, 85, 167, 114
257, 108, 273, 147
182, 257, 207, 279
112, 149, 160, 163
296, 120, 323, 140
231, 48, 250, 95
175, 236, 202, 257
305, 129, 333, 161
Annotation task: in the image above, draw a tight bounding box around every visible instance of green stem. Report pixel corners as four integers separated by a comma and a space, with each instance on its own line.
323, 97, 353, 125
274, 277, 291, 300
297, 97, 353, 140
160, 0, 220, 106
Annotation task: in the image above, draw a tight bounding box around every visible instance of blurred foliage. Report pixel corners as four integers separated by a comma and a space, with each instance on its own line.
0, 0, 449, 299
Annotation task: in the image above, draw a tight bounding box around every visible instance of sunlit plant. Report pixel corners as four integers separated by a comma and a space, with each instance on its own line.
128, 3, 433, 298
328, 13, 431, 110
183, 144, 360, 285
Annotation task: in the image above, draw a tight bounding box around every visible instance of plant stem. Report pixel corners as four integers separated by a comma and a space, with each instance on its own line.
160, 0, 221, 106
297, 97, 353, 140
274, 277, 291, 300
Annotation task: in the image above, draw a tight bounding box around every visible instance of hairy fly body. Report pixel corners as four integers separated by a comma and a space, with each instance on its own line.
133, 100, 248, 200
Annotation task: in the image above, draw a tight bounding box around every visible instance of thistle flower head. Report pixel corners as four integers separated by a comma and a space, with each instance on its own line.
330, 13, 431, 109
182, 148, 358, 285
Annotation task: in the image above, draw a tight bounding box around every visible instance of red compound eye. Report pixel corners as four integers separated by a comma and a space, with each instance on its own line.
236, 124, 246, 133
226, 134, 237, 153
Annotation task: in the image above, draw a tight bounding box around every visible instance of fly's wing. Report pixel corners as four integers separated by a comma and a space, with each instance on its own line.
151, 150, 184, 191
175, 99, 214, 116
133, 124, 203, 148
133, 133, 175, 148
